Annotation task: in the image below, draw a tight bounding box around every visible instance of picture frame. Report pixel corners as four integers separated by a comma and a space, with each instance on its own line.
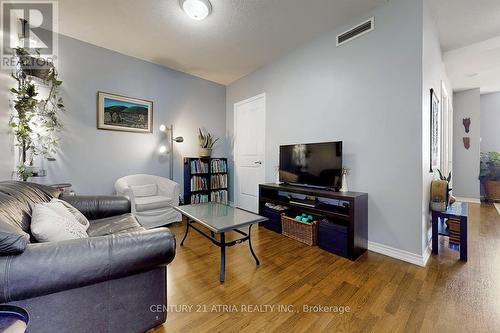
429, 88, 440, 173
97, 91, 153, 133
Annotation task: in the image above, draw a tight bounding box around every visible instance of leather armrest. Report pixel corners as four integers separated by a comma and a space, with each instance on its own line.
62, 195, 131, 220
0, 228, 175, 303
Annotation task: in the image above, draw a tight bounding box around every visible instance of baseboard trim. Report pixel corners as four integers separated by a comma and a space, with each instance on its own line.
494, 203, 500, 215
454, 197, 481, 204
368, 241, 430, 267
422, 243, 432, 266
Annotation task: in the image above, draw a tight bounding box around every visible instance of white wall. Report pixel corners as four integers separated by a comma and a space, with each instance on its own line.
453, 88, 481, 199
421, 0, 453, 255
480, 92, 500, 152
227, 0, 425, 256
0, 34, 227, 195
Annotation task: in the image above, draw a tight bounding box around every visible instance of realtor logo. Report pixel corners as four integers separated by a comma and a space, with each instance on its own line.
1, 0, 58, 69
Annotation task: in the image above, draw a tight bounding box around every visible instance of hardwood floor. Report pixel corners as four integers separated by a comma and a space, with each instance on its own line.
149, 203, 500, 332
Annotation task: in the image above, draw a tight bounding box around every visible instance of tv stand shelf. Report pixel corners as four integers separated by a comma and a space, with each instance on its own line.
259, 183, 368, 260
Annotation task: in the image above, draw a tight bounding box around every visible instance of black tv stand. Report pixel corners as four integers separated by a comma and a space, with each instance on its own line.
285, 182, 335, 192
259, 183, 368, 260
288, 197, 317, 208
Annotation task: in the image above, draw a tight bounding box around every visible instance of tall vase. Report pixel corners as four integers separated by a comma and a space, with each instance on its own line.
340, 173, 348, 192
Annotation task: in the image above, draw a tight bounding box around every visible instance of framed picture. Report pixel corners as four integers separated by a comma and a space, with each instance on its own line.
97, 92, 153, 133
429, 88, 440, 172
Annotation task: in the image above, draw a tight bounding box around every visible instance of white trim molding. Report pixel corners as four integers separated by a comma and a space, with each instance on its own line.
494, 203, 500, 215
368, 241, 431, 267
454, 197, 481, 204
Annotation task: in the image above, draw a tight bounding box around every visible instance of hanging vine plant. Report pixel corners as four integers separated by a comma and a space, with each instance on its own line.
9, 47, 64, 181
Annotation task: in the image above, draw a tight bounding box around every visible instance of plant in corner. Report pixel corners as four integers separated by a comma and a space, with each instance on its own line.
479, 152, 500, 202
437, 169, 451, 183
198, 128, 218, 158
9, 47, 64, 181
436, 169, 455, 205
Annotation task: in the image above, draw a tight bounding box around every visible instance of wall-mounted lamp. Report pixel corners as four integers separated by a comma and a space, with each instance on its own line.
159, 145, 168, 154
159, 124, 184, 179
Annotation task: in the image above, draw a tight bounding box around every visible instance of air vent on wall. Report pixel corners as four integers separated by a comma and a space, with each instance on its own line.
336, 17, 374, 47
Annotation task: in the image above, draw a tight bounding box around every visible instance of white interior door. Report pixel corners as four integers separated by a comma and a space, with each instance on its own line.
234, 94, 266, 213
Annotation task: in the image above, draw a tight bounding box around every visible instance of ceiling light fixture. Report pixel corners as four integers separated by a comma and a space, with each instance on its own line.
179, 0, 212, 21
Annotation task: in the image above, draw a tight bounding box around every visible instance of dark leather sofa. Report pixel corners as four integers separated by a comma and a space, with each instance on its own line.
0, 181, 175, 333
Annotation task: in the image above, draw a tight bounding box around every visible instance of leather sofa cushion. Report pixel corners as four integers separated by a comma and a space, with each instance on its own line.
87, 213, 144, 237
130, 184, 157, 197
0, 221, 30, 254
62, 196, 131, 220
135, 196, 172, 212
0, 182, 60, 234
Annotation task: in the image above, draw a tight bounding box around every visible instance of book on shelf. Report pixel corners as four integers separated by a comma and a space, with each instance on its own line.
191, 193, 209, 204
211, 190, 228, 204
191, 176, 208, 191
211, 174, 227, 189
190, 160, 209, 174
211, 159, 227, 173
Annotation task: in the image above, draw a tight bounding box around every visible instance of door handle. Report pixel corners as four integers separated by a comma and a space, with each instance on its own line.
254, 161, 262, 165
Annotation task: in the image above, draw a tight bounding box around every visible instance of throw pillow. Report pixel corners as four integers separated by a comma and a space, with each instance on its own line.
51, 198, 90, 230
130, 184, 158, 197
31, 202, 88, 242
0, 220, 30, 254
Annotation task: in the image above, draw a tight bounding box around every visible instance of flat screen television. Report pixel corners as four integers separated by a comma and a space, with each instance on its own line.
279, 141, 343, 189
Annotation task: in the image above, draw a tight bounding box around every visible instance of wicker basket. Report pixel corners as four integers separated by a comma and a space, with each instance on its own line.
281, 214, 318, 246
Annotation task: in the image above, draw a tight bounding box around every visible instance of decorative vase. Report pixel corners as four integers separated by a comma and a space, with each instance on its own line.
275, 166, 281, 184
199, 148, 212, 158
339, 169, 349, 192
484, 180, 500, 201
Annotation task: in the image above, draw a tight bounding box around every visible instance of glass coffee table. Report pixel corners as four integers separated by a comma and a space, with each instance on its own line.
175, 203, 268, 283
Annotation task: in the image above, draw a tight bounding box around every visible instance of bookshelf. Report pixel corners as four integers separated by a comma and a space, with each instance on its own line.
183, 157, 228, 205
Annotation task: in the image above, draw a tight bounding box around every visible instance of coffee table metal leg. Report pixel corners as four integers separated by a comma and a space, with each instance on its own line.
248, 224, 260, 265
220, 232, 226, 283
180, 219, 190, 246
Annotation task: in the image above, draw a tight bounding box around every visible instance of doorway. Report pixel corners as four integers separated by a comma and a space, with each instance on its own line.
234, 93, 266, 213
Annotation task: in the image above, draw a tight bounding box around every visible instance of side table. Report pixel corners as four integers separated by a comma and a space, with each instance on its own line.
431, 201, 468, 261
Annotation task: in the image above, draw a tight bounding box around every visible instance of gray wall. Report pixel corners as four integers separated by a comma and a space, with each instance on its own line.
453, 88, 480, 199
480, 92, 500, 152
227, 0, 425, 255
0, 34, 226, 195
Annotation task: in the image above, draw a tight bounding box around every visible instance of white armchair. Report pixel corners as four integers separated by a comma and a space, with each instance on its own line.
115, 174, 182, 229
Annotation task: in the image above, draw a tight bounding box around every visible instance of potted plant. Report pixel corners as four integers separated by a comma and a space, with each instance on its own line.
480, 152, 500, 201
198, 128, 218, 158
9, 47, 64, 181
436, 169, 455, 205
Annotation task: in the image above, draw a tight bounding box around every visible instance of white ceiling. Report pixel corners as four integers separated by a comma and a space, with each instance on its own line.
443, 36, 500, 94
429, 0, 500, 94
57, 0, 386, 85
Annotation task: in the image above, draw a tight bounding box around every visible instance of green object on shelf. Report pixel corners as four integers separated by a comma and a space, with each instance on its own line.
307, 215, 313, 220
301, 213, 307, 217
295, 216, 302, 221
